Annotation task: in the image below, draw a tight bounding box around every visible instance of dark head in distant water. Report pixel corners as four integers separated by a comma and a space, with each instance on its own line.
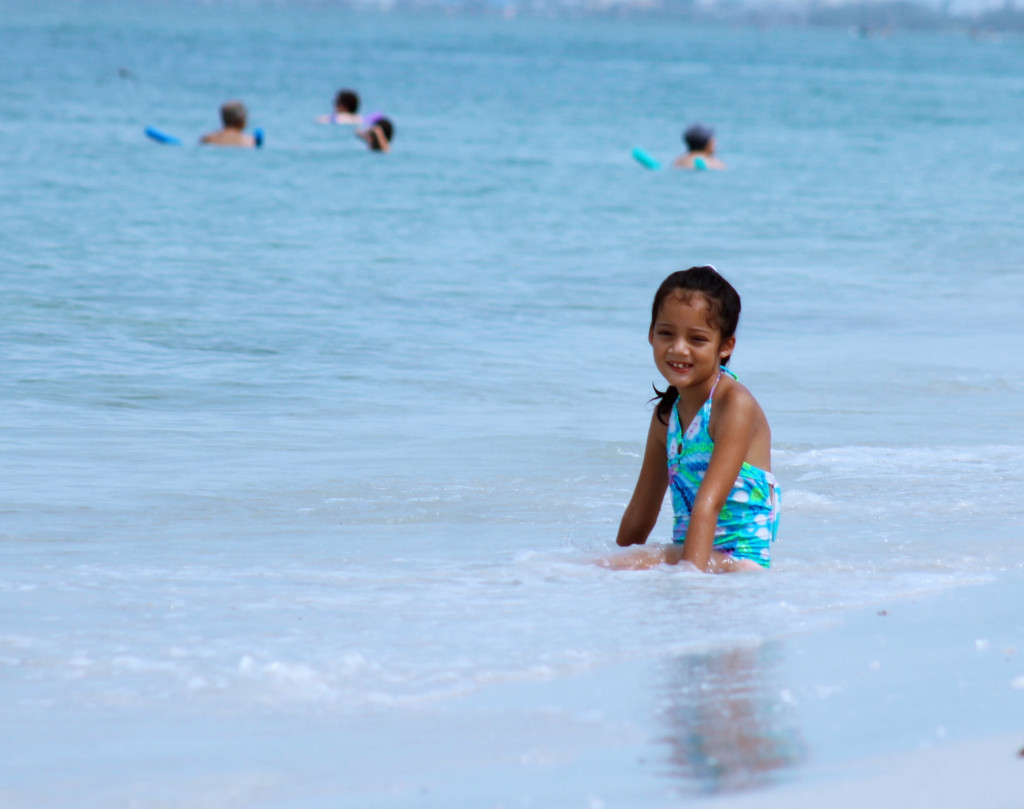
683, 123, 714, 152
335, 89, 360, 114
220, 100, 247, 130
356, 115, 394, 153
650, 265, 741, 422
369, 117, 394, 151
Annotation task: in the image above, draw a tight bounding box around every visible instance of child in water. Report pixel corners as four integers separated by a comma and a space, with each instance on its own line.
613, 266, 779, 573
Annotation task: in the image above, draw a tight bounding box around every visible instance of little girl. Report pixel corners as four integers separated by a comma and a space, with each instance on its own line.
614, 266, 780, 573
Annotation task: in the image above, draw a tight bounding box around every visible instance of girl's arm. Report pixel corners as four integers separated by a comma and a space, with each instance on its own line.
681, 388, 759, 571
616, 411, 669, 547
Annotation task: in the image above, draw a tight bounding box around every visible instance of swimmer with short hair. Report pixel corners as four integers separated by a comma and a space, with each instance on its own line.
674, 123, 725, 170
200, 100, 257, 148
317, 88, 362, 125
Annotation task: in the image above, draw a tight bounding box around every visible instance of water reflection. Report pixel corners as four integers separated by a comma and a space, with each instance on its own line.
658, 642, 805, 795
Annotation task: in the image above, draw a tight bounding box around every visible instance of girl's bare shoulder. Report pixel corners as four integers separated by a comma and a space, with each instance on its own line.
713, 376, 768, 428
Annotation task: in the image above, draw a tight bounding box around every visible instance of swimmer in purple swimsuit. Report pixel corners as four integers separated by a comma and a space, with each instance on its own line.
356, 116, 394, 153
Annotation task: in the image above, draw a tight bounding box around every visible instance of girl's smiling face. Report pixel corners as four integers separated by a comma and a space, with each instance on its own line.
649, 292, 735, 392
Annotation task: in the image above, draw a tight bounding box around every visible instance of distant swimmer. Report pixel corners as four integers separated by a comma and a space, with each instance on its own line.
674, 123, 725, 170
356, 115, 394, 153
317, 88, 362, 125
200, 100, 257, 148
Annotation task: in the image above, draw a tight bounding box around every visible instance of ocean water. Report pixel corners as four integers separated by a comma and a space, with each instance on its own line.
3, 3, 1024, 806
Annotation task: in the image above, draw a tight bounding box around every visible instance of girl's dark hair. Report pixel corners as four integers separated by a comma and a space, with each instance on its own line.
650, 265, 741, 423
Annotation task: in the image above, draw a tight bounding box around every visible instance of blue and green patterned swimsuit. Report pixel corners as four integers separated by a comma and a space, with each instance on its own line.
667, 368, 780, 568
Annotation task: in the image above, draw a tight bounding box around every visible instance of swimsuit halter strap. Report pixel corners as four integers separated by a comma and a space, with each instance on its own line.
707, 368, 725, 401
673, 368, 731, 435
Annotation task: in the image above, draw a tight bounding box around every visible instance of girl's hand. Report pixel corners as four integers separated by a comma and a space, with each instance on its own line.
598, 545, 691, 570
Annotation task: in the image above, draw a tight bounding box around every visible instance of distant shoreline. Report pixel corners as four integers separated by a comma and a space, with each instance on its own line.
16, 0, 1024, 35
250, 0, 1024, 35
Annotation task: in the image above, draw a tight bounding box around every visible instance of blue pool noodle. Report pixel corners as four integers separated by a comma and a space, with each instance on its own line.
145, 126, 182, 145
632, 147, 661, 170
254, 128, 264, 148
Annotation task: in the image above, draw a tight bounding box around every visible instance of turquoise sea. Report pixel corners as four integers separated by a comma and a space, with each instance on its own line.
3, 3, 1024, 806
